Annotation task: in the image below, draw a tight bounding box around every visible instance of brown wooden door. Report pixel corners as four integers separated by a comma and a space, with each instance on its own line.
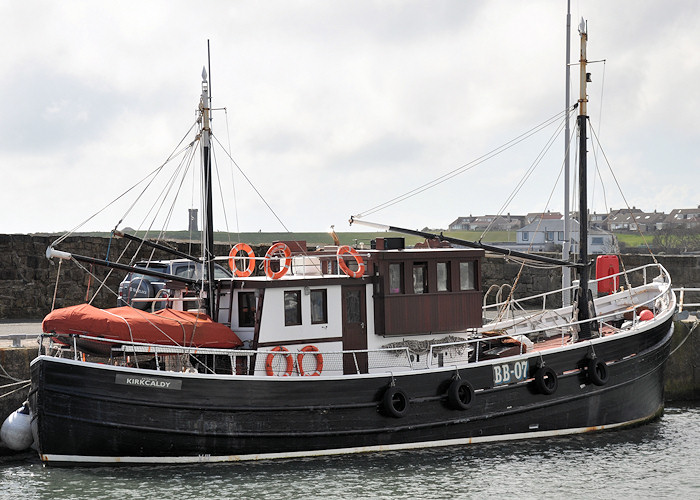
342, 285, 368, 374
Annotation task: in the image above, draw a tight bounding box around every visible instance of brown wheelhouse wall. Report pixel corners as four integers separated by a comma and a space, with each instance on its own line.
369, 249, 484, 336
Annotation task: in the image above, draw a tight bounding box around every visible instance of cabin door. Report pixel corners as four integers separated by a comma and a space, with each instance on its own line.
342, 285, 368, 374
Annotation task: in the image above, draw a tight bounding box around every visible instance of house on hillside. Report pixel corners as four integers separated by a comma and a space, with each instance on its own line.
448, 214, 524, 232
665, 207, 700, 229
515, 219, 615, 254
525, 211, 562, 224
608, 211, 666, 232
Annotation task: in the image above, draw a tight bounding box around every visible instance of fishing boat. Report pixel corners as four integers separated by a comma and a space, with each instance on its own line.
25, 21, 676, 465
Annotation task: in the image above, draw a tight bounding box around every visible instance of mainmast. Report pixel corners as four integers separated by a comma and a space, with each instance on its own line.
200, 68, 217, 317
576, 18, 592, 339
562, 0, 572, 306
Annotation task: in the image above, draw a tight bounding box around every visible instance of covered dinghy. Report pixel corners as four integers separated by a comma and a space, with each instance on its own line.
43, 304, 242, 354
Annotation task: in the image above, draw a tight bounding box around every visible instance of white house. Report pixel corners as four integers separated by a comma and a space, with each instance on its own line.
516, 219, 615, 254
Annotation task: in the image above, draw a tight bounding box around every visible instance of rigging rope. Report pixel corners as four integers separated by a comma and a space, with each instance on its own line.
353, 107, 574, 219
588, 122, 658, 264
211, 133, 291, 232
52, 120, 199, 248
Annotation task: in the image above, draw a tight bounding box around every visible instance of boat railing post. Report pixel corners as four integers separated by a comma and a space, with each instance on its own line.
72, 334, 78, 361
353, 352, 360, 374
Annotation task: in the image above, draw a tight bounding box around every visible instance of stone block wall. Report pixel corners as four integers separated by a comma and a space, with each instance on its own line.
1, 234, 700, 320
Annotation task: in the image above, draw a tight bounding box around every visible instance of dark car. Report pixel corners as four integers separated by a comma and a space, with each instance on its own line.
117, 259, 233, 311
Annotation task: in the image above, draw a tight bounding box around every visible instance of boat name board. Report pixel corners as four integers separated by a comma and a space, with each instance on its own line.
115, 374, 182, 390
492, 360, 528, 386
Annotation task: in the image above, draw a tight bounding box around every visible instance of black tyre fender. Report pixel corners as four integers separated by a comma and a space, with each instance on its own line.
535, 366, 558, 395
447, 378, 474, 410
587, 357, 609, 386
382, 386, 409, 418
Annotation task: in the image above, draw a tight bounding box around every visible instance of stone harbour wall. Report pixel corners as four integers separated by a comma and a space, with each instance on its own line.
1, 234, 700, 320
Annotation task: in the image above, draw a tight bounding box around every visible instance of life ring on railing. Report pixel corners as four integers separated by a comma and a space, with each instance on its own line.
265, 346, 293, 376
337, 245, 365, 278
297, 345, 324, 376
264, 243, 292, 279
228, 243, 256, 277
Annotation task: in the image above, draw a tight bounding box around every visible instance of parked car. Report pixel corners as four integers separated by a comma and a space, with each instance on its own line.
117, 259, 233, 311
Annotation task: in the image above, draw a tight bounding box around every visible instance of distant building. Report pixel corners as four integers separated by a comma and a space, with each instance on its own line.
448, 214, 524, 232
515, 219, 615, 254
665, 207, 700, 229
525, 211, 563, 224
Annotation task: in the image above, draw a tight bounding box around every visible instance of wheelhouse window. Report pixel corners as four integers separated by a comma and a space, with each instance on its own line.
389, 263, 403, 294
459, 261, 476, 290
238, 292, 256, 327
437, 262, 450, 292
284, 290, 302, 326
310, 289, 328, 324
412, 263, 428, 294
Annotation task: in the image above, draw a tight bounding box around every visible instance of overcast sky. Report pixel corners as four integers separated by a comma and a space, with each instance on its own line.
2, 0, 699, 235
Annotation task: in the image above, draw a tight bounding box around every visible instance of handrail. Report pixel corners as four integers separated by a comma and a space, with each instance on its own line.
483, 263, 670, 314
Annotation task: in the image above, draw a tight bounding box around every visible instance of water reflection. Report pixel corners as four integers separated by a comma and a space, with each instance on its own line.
3, 405, 697, 500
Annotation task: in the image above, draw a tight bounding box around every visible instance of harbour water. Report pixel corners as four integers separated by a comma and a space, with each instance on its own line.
1, 404, 697, 499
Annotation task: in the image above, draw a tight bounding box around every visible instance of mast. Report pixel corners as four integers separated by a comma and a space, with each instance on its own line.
576, 18, 592, 339
200, 67, 217, 317
562, 0, 572, 306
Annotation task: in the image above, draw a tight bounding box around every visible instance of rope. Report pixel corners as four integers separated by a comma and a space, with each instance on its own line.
211, 133, 291, 232
51, 258, 62, 311
0, 361, 25, 383
588, 122, 658, 264
669, 319, 698, 357
0, 382, 30, 400
354, 107, 574, 219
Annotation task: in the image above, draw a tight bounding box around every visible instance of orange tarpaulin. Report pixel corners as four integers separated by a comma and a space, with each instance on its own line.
43, 304, 242, 348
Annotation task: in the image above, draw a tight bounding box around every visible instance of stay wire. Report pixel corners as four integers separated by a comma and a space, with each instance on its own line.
587, 121, 658, 264
52, 120, 199, 248
211, 133, 291, 232
353, 107, 574, 219
480, 108, 574, 239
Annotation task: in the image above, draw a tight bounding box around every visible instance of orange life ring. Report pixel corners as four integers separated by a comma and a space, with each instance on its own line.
265, 346, 293, 376
228, 243, 256, 277
337, 245, 365, 278
264, 242, 292, 279
297, 345, 323, 376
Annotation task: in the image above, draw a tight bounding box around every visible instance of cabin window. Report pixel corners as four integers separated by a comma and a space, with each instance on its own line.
459, 261, 476, 290
238, 292, 256, 327
592, 237, 604, 245
558, 231, 564, 241
437, 262, 450, 291
310, 289, 328, 324
412, 263, 428, 294
345, 289, 361, 324
522, 232, 529, 241
389, 263, 403, 294
284, 290, 302, 326
545, 231, 555, 241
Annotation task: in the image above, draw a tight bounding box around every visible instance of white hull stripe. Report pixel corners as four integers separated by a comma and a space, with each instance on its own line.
40, 414, 652, 464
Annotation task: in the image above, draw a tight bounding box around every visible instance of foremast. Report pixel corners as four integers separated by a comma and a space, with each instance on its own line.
576, 19, 592, 339
200, 68, 217, 317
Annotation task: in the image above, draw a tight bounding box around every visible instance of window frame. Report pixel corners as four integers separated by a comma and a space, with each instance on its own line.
284, 290, 302, 326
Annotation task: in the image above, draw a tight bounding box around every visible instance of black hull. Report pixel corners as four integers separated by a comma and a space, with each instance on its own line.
29, 317, 673, 465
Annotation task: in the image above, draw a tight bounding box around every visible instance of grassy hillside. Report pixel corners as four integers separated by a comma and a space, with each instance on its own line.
35, 229, 517, 247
